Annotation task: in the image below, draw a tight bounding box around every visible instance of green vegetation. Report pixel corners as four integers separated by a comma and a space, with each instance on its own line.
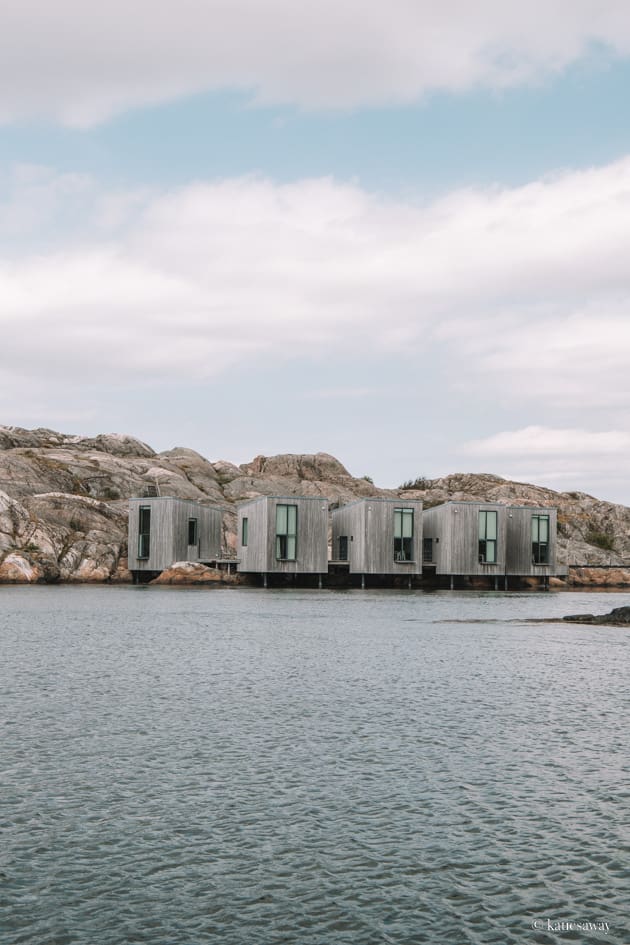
362, 475, 374, 484
399, 476, 431, 490
586, 530, 615, 552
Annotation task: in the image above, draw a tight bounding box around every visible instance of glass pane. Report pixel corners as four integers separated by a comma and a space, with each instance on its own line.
242, 518, 248, 546
486, 511, 497, 540
394, 510, 402, 539
286, 536, 296, 560
486, 540, 496, 563
287, 505, 297, 535
402, 510, 413, 538
539, 517, 549, 542
276, 504, 287, 534
532, 517, 539, 542
478, 511, 486, 539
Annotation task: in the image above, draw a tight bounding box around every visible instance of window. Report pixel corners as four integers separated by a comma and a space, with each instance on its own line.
394, 508, 414, 561
138, 506, 151, 559
276, 504, 297, 560
532, 514, 550, 564
188, 518, 198, 546
423, 537, 433, 563
478, 510, 497, 563
338, 535, 348, 560
242, 517, 248, 547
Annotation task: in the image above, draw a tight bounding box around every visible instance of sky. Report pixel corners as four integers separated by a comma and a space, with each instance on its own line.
2, 1, 630, 503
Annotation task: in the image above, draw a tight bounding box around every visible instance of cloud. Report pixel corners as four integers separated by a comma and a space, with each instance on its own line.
460, 426, 630, 498
2, 156, 630, 413
2, 1, 630, 124
463, 426, 630, 457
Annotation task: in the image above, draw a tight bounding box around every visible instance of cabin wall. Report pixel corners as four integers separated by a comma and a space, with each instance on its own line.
263, 497, 329, 574
128, 497, 223, 571
422, 503, 507, 575
506, 507, 557, 576
237, 499, 269, 573
364, 499, 423, 574
331, 502, 365, 570
128, 497, 176, 571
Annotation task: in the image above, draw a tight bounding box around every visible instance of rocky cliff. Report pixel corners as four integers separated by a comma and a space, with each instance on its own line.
0, 425, 628, 583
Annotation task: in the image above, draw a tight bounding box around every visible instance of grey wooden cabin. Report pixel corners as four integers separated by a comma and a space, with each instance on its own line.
331, 498, 423, 576
128, 496, 222, 574
506, 506, 557, 577
237, 495, 329, 576
422, 501, 507, 579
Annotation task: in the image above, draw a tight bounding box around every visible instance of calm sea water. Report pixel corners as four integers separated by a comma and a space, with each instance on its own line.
1, 586, 628, 945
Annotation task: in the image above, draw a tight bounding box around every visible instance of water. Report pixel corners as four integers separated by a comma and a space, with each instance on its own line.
1, 586, 628, 945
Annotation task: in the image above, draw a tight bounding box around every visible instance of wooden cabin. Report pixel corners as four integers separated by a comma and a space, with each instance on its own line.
422, 501, 507, 584
331, 498, 423, 578
237, 495, 329, 579
506, 505, 558, 579
128, 496, 222, 577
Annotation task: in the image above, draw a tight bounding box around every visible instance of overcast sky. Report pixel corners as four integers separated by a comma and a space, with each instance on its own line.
2, 1, 630, 502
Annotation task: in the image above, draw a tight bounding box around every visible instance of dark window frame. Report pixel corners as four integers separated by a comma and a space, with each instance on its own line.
275, 504, 297, 561
394, 508, 414, 561
138, 505, 151, 559
242, 516, 248, 547
532, 514, 550, 564
188, 517, 198, 546
478, 510, 498, 564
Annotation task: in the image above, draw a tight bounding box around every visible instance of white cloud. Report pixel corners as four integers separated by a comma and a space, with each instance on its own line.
460, 426, 630, 498
2, 156, 630, 413
463, 426, 630, 457
2, 1, 630, 124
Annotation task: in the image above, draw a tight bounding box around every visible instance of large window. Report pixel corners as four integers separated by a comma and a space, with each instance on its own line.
423, 537, 433, 563
242, 517, 248, 547
338, 535, 348, 560
394, 508, 414, 561
532, 514, 550, 564
478, 510, 497, 563
188, 518, 198, 546
138, 506, 151, 559
276, 504, 297, 560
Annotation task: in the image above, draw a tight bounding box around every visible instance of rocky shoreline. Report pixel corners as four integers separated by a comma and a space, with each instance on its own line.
1, 424, 629, 586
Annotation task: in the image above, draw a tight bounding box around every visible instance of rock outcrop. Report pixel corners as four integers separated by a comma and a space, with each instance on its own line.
1, 424, 629, 584
563, 606, 630, 625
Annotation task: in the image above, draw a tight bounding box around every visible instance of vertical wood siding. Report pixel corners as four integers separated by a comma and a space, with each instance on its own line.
237, 496, 329, 573
422, 502, 507, 576
128, 497, 222, 571
506, 506, 557, 576
332, 499, 423, 574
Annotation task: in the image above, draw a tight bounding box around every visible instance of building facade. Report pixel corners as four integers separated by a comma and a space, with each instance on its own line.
128, 496, 222, 575
331, 498, 423, 576
422, 501, 508, 579
237, 495, 329, 576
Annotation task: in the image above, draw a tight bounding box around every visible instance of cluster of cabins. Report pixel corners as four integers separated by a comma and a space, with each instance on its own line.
128, 494, 560, 589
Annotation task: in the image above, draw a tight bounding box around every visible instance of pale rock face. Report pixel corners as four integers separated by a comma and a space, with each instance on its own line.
0, 553, 41, 583
1, 426, 630, 584
150, 562, 240, 585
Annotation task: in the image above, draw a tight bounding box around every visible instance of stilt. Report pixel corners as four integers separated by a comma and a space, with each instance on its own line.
361, 574, 365, 589
318, 574, 323, 589
263, 572, 267, 588
408, 576, 412, 589
450, 574, 454, 590
494, 576, 498, 591
504, 575, 508, 591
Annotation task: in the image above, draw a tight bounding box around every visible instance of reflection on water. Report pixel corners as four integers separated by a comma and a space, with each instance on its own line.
1, 587, 627, 944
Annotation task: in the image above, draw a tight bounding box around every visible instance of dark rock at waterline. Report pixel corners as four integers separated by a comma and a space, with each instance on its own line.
563, 605, 630, 625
